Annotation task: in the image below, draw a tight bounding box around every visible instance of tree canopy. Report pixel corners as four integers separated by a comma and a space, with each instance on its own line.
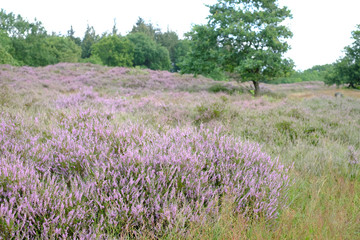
0, 10, 179, 71
326, 25, 360, 88
127, 32, 170, 70
181, 0, 294, 95
91, 35, 134, 67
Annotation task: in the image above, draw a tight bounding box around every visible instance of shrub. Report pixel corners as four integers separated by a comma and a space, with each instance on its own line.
194, 102, 226, 124
0, 110, 291, 238
275, 120, 298, 143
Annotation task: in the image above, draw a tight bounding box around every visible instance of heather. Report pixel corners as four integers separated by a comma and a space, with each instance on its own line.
1, 63, 360, 239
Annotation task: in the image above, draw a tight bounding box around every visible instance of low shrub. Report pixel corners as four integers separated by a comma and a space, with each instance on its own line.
194, 101, 227, 124
207, 83, 243, 95
0, 110, 291, 238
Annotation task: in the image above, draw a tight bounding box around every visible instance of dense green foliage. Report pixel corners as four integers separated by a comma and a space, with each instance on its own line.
180, 25, 226, 80
45, 36, 81, 63
127, 32, 170, 70
91, 35, 133, 67
80, 25, 99, 59
0, 10, 182, 71
181, 0, 294, 95
0, 9, 80, 66
0, 30, 17, 65
326, 25, 360, 88
272, 64, 334, 84
129, 17, 188, 72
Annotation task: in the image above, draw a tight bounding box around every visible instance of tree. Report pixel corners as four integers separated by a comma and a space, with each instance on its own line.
156, 30, 179, 71
81, 25, 99, 59
91, 35, 134, 67
180, 25, 225, 80
0, 9, 51, 66
173, 39, 191, 72
326, 25, 360, 88
0, 9, 47, 38
272, 64, 334, 84
127, 32, 170, 70
181, 0, 293, 95
0, 29, 17, 65
45, 36, 81, 63
112, 18, 118, 36
130, 17, 160, 41
67, 25, 81, 46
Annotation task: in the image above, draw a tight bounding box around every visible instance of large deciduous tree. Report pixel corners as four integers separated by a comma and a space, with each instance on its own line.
326, 25, 360, 88
182, 0, 294, 95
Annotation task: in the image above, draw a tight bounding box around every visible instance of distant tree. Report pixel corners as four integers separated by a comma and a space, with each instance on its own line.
0, 30, 17, 64
326, 25, 360, 88
127, 32, 170, 70
112, 18, 118, 36
0, 9, 52, 66
272, 64, 334, 84
156, 30, 180, 71
173, 39, 191, 72
91, 35, 134, 67
0, 29, 15, 62
45, 36, 81, 63
181, 0, 293, 95
130, 17, 160, 41
81, 25, 99, 59
1, 9, 84, 66
0, 9, 47, 38
67, 25, 81, 46
152, 44, 171, 70
0, 46, 16, 64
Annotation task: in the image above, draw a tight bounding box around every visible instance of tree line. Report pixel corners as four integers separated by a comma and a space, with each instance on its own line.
1, 0, 359, 92
0, 10, 189, 72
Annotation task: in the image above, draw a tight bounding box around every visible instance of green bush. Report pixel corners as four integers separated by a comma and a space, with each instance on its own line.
207, 83, 243, 95
194, 101, 227, 124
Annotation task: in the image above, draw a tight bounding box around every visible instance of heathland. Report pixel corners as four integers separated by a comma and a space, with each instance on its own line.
0, 63, 359, 239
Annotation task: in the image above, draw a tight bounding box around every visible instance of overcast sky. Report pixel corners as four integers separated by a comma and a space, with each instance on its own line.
2, 0, 360, 70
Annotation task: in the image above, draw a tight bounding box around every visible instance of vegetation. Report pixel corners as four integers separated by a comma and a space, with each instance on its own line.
0, 63, 359, 239
272, 64, 334, 84
181, 0, 294, 95
0, 10, 185, 71
1, 0, 360, 238
2, 6, 360, 89
127, 32, 170, 70
91, 34, 134, 67
326, 25, 360, 88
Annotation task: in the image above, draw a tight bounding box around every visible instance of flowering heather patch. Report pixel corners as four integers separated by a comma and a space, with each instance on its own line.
2, 63, 360, 239
0, 109, 291, 238
0, 63, 213, 93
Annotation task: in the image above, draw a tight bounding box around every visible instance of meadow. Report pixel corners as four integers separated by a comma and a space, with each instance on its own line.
0, 63, 359, 239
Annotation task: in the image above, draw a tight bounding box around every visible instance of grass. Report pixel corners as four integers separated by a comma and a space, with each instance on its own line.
0, 63, 359, 239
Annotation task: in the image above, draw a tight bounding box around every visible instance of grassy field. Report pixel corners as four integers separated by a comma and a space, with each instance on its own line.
0, 63, 359, 239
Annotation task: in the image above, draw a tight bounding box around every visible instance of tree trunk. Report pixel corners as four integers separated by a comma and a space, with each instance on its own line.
349, 82, 355, 88
252, 80, 260, 97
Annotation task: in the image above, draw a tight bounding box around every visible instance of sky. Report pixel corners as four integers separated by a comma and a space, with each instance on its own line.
2, 0, 360, 70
